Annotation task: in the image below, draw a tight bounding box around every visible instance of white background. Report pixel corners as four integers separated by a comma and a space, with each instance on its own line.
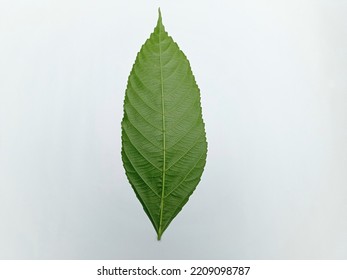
0, 0, 346, 259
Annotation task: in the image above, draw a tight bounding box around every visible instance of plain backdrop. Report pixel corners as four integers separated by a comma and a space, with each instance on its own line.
0, 0, 346, 259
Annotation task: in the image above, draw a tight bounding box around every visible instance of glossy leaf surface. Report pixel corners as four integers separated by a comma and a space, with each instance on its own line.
121, 10, 207, 240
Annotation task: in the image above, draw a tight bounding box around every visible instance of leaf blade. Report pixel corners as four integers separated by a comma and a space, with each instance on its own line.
121, 9, 207, 240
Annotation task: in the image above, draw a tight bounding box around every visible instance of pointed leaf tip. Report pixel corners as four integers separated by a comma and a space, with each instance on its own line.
157, 8, 162, 25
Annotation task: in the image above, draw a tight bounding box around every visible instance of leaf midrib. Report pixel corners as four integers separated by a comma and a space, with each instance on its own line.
158, 15, 166, 240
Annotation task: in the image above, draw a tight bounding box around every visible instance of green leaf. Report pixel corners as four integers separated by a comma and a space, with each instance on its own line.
121, 9, 207, 240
